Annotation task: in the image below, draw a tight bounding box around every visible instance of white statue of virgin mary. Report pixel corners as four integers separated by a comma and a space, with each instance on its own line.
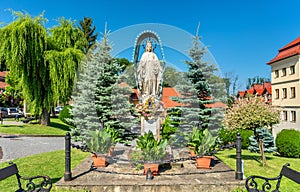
137, 41, 163, 98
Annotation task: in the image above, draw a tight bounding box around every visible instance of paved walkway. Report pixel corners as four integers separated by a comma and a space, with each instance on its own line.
0, 135, 64, 163
0, 119, 65, 163
1, 119, 25, 125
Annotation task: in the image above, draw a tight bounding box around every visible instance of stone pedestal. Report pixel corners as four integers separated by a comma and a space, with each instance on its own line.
141, 117, 160, 140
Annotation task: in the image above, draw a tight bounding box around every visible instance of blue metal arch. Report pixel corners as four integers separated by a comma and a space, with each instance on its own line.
109, 23, 218, 73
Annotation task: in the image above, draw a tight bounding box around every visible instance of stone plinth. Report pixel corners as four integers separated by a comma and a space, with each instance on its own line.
141, 117, 160, 139
55, 144, 244, 192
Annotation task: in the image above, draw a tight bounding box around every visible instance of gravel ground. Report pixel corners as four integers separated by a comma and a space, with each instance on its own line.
0, 136, 65, 163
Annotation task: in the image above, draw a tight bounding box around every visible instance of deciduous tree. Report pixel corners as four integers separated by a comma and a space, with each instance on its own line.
0, 11, 86, 125
224, 98, 280, 166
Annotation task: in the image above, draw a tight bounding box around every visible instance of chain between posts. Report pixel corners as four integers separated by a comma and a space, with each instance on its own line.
71, 142, 236, 165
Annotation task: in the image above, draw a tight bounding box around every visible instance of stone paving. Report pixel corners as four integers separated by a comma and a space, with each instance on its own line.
56, 144, 245, 192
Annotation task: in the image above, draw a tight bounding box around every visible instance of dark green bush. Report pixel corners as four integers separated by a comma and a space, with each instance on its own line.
218, 128, 253, 149
58, 105, 74, 127
276, 129, 300, 158
240, 129, 253, 149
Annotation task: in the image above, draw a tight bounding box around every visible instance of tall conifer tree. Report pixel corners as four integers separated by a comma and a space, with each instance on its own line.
170, 24, 224, 146
79, 16, 98, 54
71, 28, 136, 141
94, 28, 119, 128
70, 49, 103, 141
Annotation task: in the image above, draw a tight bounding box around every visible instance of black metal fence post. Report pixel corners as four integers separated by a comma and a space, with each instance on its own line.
236, 132, 243, 180
64, 132, 72, 181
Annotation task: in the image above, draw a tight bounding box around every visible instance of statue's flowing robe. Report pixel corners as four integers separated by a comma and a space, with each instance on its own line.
137, 51, 162, 97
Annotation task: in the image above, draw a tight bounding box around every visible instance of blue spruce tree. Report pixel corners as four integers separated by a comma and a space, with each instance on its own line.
70, 43, 104, 141
170, 24, 225, 147
248, 127, 276, 153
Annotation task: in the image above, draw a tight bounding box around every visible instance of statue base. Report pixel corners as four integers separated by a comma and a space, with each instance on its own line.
141, 117, 161, 140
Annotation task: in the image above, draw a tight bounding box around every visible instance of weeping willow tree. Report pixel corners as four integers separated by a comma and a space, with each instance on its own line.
46, 17, 86, 104
0, 11, 86, 125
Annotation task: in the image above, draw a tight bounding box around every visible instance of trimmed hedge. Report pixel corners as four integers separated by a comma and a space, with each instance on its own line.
58, 105, 74, 127
218, 128, 253, 149
276, 129, 300, 158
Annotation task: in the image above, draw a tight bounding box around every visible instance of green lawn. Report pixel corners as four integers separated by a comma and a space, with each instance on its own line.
0, 118, 70, 136
0, 149, 89, 192
216, 149, 300, 192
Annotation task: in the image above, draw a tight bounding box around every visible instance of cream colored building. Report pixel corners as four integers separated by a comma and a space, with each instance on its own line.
268, 36, 300, 136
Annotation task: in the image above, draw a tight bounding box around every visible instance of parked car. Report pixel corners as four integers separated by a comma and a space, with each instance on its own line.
55, 106, 64, 114
7, 107, 23, 118
0, 107, 8, 118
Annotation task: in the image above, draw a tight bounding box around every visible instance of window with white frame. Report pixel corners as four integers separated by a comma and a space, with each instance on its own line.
275, 70, 279, 78
282, 68, 287, 76
290, 87, 296, 98
275, 89, 279, 99
282, 88, 287, 99
282, 111, 288, 121
290, 111, 296, 122
290, 65, 295, 75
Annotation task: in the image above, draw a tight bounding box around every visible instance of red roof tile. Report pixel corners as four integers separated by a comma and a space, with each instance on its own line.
268, 36, 300, 64
253, 84, 264, 95
237, 91, 246, 97
161, 87, 182, 108
205, 101, 227, 108
246, 87, 255, 95
263, 82, 272, 94
131, 87, 227, 109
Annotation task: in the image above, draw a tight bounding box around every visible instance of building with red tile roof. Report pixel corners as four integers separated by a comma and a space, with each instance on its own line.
267, 36, 300, 64
236, 91, 245, 98
161, 87, 182, 108
236, 82, 272, 103
131, 87, 226, 109
267, 36, 300, 136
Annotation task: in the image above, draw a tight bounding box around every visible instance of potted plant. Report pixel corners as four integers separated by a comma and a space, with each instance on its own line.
85, 129, 112, 167
188, 127, 216, 169
135, 131, 168, 175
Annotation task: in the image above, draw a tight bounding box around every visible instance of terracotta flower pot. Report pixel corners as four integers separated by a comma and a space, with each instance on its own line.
91, 154, 107, 168
189, 147, 196, 157
196, 156, 212, 169
143, 163, 159, 175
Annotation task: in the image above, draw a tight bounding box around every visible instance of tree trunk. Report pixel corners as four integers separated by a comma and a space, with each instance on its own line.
258, 138, 267, 166
254, 128, 267, 167
51, 107, 56, 117
40, 108, 50, 126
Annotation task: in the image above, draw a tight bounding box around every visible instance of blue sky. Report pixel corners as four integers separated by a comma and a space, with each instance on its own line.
1, 0, 300, 91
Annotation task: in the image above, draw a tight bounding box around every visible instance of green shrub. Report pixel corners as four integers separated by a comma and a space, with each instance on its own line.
58, 105, 74, 127
276, 129, 300, 158
160, 115, 178, 140
218, 128, 253, 149
240, 129, 253, 149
